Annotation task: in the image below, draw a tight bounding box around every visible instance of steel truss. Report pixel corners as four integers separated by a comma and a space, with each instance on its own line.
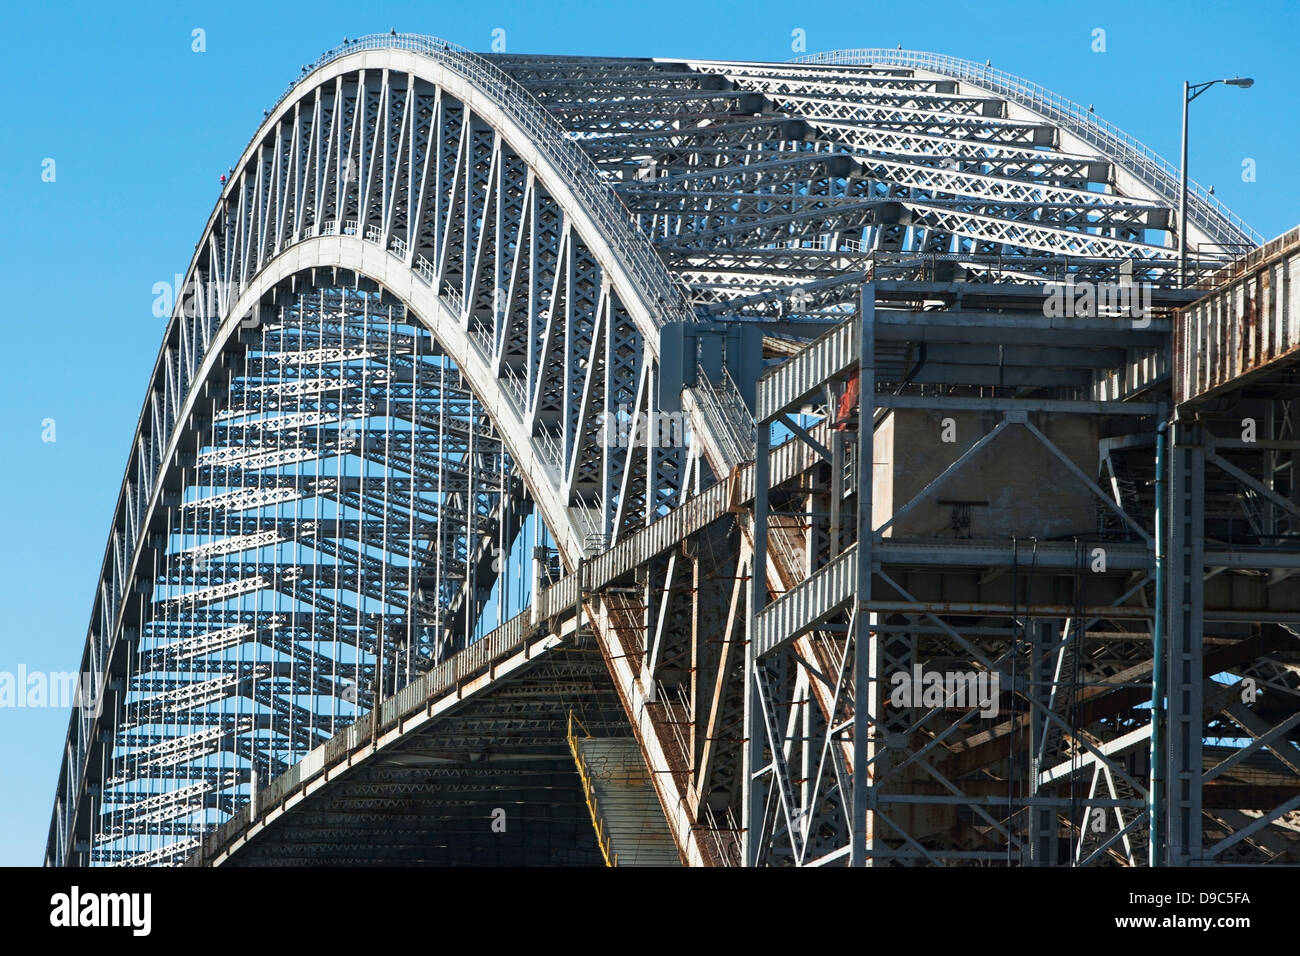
741, 273, 1300, 866
48, 33, 1292, 868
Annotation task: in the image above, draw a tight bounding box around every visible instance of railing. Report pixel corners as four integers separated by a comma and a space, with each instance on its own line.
1194, 223, 1300, 290
253, 32, 697, 333
792, 49, 1262, 249
441, 285, 464, 318
534, 426, 563, 475
691, 363, 756, 469
566, 713, 618, 867
701, 803, 742, 867
867, 249, 1210, 286
468, 323, 495, 363
655, 678, 693, 773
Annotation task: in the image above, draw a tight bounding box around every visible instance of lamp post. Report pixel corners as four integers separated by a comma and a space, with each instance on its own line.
1179, 77, 1254, 286
1156, 73, 1253, 869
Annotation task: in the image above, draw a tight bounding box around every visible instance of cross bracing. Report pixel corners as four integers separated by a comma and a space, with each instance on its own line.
49, 34, 1295, 869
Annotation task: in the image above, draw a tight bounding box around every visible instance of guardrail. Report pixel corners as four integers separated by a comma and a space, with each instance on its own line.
690, 364, 756, 468
1194, 224, 1300, 290
792, 48, 1261, 250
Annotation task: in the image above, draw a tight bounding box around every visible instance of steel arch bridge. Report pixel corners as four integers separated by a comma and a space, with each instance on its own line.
49, 34, 1299, 868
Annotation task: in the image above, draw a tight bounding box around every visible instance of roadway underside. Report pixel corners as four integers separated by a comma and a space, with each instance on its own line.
221, 643, 631, 866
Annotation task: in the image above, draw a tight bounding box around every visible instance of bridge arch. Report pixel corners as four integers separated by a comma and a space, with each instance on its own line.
49, 36, 1262, 867
48, 36, 694, 867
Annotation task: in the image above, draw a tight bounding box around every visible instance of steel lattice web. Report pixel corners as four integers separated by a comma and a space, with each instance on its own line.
92, 289, 535, 864
49, 35, 1273, 868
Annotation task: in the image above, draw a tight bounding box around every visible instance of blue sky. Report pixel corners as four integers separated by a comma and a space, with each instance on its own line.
1, 0, 1296, 867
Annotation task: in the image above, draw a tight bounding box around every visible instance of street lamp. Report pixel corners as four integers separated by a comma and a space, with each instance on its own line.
1153, 72, 1253, 869
1179, 77, 1254, 286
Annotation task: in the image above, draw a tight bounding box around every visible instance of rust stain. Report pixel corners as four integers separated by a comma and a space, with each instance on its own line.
1176, 228, 1300, 405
